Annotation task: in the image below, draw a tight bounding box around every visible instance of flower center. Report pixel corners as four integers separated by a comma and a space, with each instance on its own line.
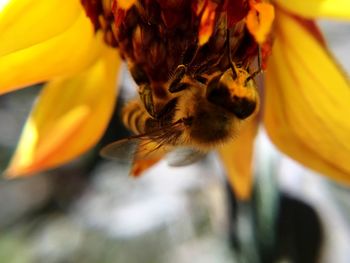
81, 0, 117, 46
81, 0, 261, 82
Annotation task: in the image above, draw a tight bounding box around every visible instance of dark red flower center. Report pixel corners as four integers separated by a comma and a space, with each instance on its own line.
81, 0, 259, 82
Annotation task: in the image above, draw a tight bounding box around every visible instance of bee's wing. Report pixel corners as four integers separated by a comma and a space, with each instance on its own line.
166, 147, 206, 167
100, 136, 169, 162
100, 136, 170, 177
100, 137, 140, 163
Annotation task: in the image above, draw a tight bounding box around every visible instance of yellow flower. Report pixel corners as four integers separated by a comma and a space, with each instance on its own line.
1, 0, 350, 201
221, 0, 350, 199
0, 0, 121, 175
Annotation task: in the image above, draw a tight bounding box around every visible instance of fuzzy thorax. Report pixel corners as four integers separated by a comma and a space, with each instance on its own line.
174, 87, 241, 151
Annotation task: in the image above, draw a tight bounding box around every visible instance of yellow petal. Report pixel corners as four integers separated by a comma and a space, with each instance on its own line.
198, 1, 217, 46
218, 116, 258, 200
130, 140, 167, 177
264, 10, 350, 184
0, 13, 102, 94
0, 0, 83, 56
4, 46, 121, 177
131, 159, 162, 177
273, 0, 350, 20
117, 0, 137, 10
246, 3, 275, 44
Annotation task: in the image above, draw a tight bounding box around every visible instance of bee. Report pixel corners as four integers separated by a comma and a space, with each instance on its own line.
101, 59, 260, 174
101, 25, 261, 175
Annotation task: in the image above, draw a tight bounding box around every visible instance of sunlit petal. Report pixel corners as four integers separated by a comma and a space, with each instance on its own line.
246, 2, 275, 44
218, 116, 258, 200
131, 159, 162, 177
273, 0, 350, 20
0, 13, 102, 94
198, 1, 217, 46
0, 0, 83, 56
264, 10, 350, 183
4, 47, 121, 177
117, 0, 137, 10
130, 141, 166, 177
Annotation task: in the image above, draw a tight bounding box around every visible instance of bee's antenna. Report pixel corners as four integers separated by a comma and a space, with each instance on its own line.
185, 43, 200, 69
258, 45, 262, 70
245, 46, 263, 84
227, 28, 238, 79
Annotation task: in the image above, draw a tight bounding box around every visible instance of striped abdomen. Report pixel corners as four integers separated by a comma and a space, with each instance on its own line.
122, 99, 157, 135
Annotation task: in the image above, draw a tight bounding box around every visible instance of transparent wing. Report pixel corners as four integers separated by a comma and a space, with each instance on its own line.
100, 137, 140, 163
100, 136, 169, 163
166, 147, 206, 167
100, 118, 187, 164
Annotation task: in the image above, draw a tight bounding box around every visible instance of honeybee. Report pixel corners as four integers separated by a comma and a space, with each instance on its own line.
101, 56, 260, 174
101, 20, 261, 175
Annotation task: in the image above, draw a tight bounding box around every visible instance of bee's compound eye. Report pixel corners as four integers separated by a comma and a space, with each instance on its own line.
230, 96, 257, 119
130, 64, 149, 85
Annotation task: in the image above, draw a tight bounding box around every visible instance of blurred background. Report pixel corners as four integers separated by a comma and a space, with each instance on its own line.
0, 21, 349, 263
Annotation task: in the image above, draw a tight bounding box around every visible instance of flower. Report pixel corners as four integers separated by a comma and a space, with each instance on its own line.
0, 0, 122, 176
1, 0, 350, 200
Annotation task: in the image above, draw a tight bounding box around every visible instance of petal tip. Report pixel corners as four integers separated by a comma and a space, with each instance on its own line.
2, 162, 34, 178
246, 3, 275, 44
2, 167, 23, 179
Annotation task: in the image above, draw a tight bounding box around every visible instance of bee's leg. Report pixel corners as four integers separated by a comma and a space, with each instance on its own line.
139, 84, 157, 118
183, 43, 200, 68
169, 82, 192, 93
227, 28, 238, 79
140, 83, 178, 121
156, 97, 178, 123
168, 64, 189, 93
129, 64, 157, 118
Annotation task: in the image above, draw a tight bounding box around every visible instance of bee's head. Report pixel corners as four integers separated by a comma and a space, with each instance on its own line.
206, 68, 258, 119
